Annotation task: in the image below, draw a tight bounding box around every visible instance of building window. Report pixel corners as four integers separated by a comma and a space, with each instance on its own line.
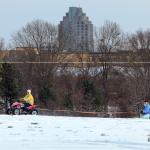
85, 25, 88, 30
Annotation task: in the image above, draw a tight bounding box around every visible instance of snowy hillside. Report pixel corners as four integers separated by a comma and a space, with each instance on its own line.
0, 115, 150, 150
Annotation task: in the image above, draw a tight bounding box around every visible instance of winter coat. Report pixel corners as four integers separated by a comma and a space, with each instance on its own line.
143, 104, 150, 114
23, 93, 34, 105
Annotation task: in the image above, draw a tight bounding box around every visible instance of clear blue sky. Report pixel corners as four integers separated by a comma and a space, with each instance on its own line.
0, 0, 150, 42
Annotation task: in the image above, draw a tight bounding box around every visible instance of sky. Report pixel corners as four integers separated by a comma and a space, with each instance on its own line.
0, 0, 150, 43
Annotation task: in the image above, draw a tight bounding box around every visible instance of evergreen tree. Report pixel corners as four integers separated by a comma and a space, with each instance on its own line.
81, 79, 104, 110
63, 92, 73, 110
39, 85, 55, 105
0, 63, 22, 100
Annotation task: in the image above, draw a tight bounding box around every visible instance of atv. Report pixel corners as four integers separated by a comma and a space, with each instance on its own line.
6, 101, 38, 115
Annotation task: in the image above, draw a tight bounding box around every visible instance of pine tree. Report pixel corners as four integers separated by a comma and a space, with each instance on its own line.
0, 63, 22, 100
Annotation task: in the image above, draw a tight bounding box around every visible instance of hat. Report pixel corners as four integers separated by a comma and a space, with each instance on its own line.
144, 99, 148, 103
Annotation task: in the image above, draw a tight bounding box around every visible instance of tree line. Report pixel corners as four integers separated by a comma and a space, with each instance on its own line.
0, 19, 150, 112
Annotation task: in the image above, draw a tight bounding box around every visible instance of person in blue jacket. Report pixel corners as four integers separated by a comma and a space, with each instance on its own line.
141, 98, 150, 115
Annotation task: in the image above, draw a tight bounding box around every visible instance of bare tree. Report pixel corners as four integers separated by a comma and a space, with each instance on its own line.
129, 30, 150, 51
95, 20, 123, 110
126, 29, 150, 103
0, 37, 5, 50
12, 19, 58, 53
10, 20, 58, 101
59, 22, 78, 51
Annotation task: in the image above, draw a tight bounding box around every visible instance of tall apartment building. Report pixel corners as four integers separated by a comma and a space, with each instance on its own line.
59, 7, 93, 52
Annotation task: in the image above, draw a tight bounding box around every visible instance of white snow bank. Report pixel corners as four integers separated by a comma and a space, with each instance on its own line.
0, 115, 150, 150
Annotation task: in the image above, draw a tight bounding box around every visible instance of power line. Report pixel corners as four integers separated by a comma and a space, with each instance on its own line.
1, 61, 150, 64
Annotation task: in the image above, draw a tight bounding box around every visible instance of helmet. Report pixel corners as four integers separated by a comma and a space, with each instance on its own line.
27, 89, 31, 93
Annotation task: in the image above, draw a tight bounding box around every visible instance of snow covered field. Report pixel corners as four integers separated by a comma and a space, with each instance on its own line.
0, 115, 150, 150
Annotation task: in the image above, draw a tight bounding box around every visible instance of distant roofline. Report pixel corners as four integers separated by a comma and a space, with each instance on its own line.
69, 6, 82, 9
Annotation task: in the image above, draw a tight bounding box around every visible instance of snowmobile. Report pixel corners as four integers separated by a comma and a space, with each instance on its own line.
6, 101, 38, 115
140, 113, 150, 119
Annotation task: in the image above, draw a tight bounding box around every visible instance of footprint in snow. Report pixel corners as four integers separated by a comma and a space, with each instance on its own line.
55, 134, 59, 136
66, 129, 73, 132
39, 130, 44, 132
73, 130, 78, 133
100, 133, 106, 136
31, 122, 38, 125
35, 126, 41, 129
83, 126, 89, 129
7, 126, 13, 128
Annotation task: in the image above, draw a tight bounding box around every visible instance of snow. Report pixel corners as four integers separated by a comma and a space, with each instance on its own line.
0, 115, 150, 150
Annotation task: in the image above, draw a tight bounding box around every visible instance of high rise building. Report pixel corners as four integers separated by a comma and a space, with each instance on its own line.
59, 7, 93, 52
